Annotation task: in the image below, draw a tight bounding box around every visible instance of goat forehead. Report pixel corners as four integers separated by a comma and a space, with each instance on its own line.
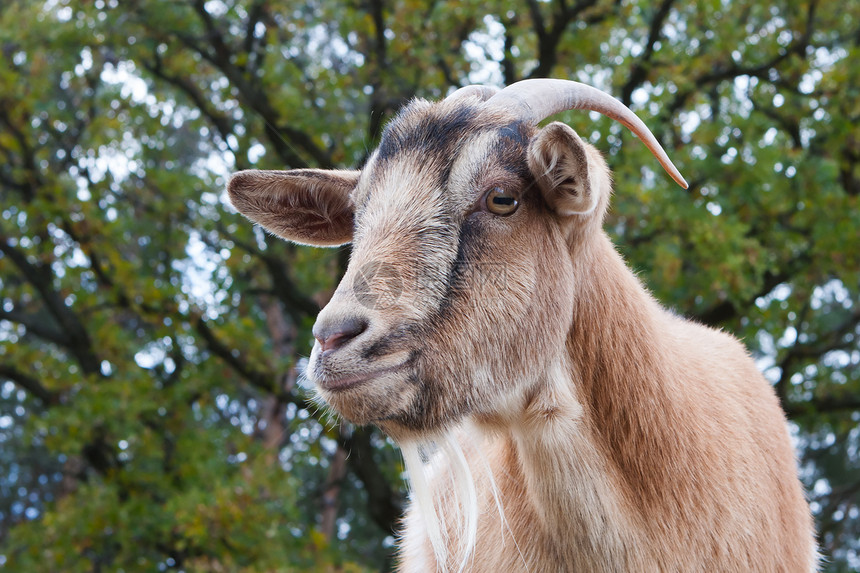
374, 98, 524, 154
355, 112, 531, 219
356, 152, 456, 236
375, 101, 484, 164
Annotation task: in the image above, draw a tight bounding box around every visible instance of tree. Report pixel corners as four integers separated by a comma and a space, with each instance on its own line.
0, 0, 857, 570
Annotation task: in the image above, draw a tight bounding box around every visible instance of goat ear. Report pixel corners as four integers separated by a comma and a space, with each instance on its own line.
228, 169, 359, 247
528, 122, 606, 216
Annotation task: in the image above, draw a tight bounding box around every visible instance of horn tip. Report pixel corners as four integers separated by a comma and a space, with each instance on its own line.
665, 165, 688, 189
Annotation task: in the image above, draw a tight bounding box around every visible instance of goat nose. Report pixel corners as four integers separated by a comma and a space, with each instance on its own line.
313, 316, 369, 353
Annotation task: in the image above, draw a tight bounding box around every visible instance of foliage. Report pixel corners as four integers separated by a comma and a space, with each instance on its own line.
0, 0, 857, 570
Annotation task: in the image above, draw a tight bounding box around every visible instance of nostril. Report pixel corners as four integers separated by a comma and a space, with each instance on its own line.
313, 316, 369, 353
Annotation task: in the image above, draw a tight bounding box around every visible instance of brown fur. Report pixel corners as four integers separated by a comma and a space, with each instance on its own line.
228, 92, 817, 572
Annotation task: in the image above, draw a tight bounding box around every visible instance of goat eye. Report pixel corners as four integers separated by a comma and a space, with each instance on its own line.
485, 187, 519, 216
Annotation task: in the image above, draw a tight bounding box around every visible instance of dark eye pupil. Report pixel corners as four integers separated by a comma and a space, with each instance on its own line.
486, 187, 518, 215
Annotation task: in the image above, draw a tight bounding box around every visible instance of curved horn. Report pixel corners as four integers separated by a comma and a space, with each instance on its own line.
445, 84, 500, 104
488, 79, 688, 189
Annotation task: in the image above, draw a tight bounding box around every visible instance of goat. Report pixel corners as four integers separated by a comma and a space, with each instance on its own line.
227, 79, 817, 572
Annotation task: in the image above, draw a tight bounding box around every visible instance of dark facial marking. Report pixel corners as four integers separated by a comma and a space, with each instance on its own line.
430, 216, 486, 321
381, 374, 461, 433
361, 323, 419, 360
373, 105, 531, 190
498, 121, 530, 147
493, 124, 531, 180
376, 104, 482, 164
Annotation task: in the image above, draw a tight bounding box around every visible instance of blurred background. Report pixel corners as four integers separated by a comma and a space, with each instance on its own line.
0, 0, 858, 570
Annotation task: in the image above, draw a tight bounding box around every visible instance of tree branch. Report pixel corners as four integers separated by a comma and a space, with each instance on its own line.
321, 423, 349, 541
340, 426, 403, 536
525, 0, 603, 79
141, 53, 236, 149
193, 316, 319, 423
192, 0, 332, 168
0, 107, 38, 200
694, 268, 792, 327
0, 306, 69, 347
666, 24, 814, 117
501, 17, 519, 85
0, 236, 101, 375
260, 235, 321, 323
194, 315, 276, 394
133, 2, 331, 169
0, 364, 59, 405
526, 0, 547, 41
784, 395, 860, 418
204, 225, 320, 322
775, 304, 860, 413
242, 0, 269, 74
619, 0, 676, 106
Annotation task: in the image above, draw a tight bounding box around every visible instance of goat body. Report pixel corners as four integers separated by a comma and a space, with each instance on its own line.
401, 235, 814, 571
228, 80, 817, 572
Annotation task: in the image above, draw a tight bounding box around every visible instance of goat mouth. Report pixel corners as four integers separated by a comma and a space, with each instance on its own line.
317, 363, 408, 392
